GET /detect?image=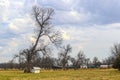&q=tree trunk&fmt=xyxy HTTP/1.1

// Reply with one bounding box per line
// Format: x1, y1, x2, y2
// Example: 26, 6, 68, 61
24, 52, 32, 73
24, 61, 32, 73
